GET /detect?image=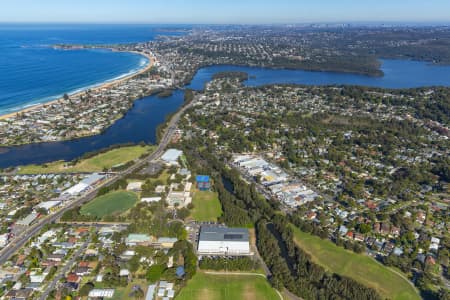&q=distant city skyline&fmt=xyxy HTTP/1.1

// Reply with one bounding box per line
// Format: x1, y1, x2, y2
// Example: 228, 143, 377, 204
1, 0, 450, 24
